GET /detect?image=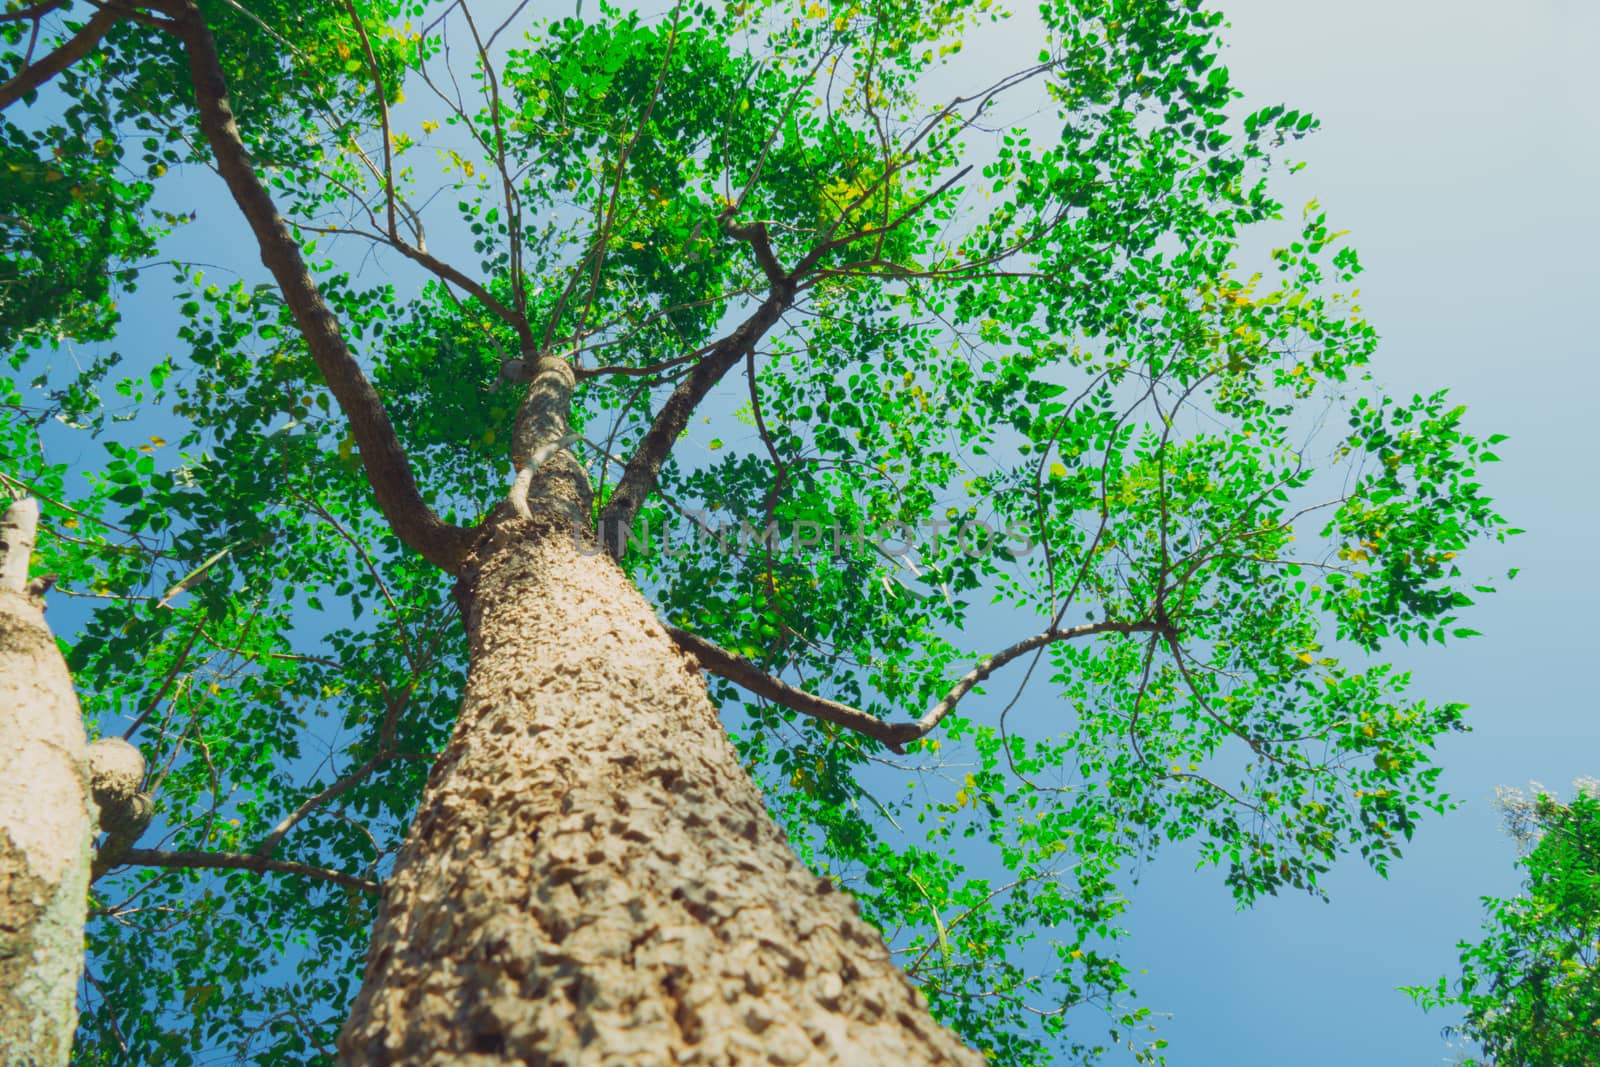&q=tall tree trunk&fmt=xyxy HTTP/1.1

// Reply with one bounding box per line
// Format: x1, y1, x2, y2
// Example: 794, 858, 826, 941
340, 512, 982, 1066
0, 499, 93, 1067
